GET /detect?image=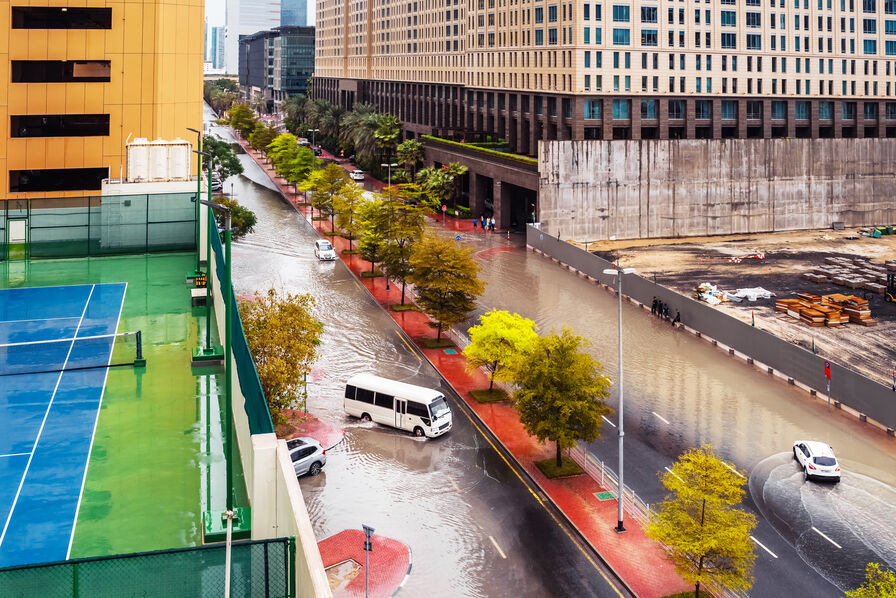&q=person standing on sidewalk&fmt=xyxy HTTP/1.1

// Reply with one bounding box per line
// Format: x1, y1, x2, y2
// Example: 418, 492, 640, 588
481, 215, 486, 229
473, 217, 478, 229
